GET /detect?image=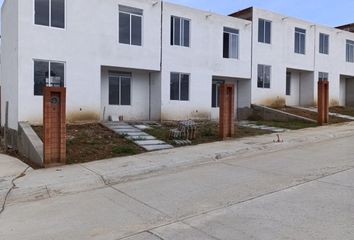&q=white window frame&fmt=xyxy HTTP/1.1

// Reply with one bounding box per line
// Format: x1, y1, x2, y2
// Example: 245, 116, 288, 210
258, 18, 272, 44
170, 72, 190, 101
171, 16, 191, 47
33, 59, 66, 96
318, 72, 329, 81
33, 0, 66, 29
118, 5, 144, 46
346, 40, 354, 63
319, 33, 329, 55
108, 72, 132, 106
295, 27, 306, 54
223, 27, 239, 59
257, 64, 271, 89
